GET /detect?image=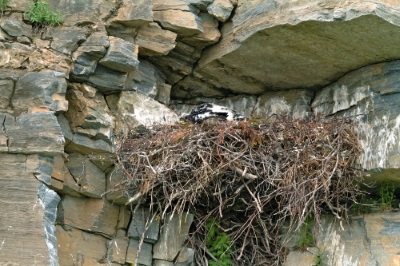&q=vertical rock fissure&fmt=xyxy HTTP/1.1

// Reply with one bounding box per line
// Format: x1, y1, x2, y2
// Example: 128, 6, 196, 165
37, 183, 61, 266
